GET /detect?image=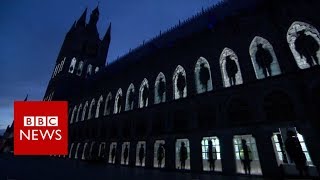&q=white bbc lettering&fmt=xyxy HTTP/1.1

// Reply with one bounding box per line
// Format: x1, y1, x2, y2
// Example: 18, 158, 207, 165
22, 116, 59, 127
24, 116, 35, 126
47, 116, 58, 126
35, 116, 47, 126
